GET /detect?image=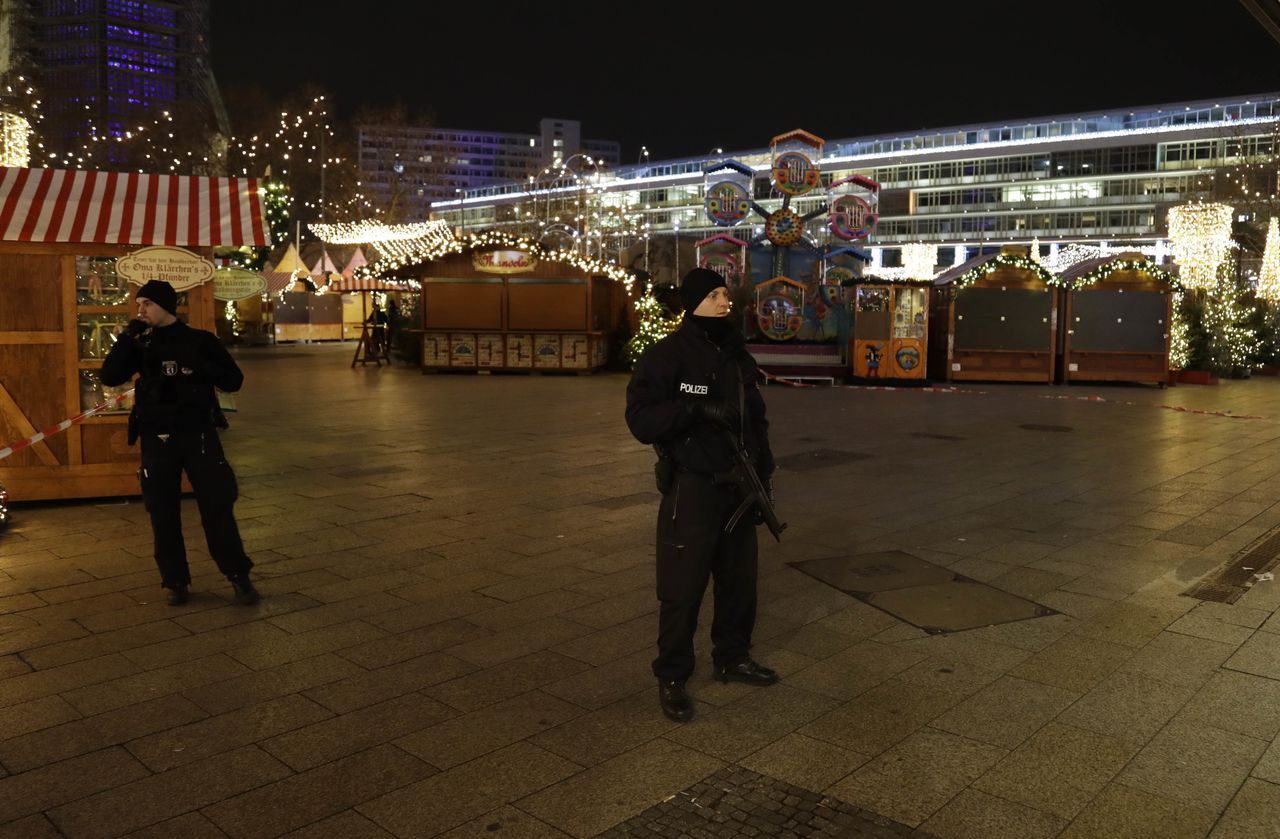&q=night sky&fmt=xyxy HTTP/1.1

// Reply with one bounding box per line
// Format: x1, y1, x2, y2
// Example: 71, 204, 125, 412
212, 1, 1280, 163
